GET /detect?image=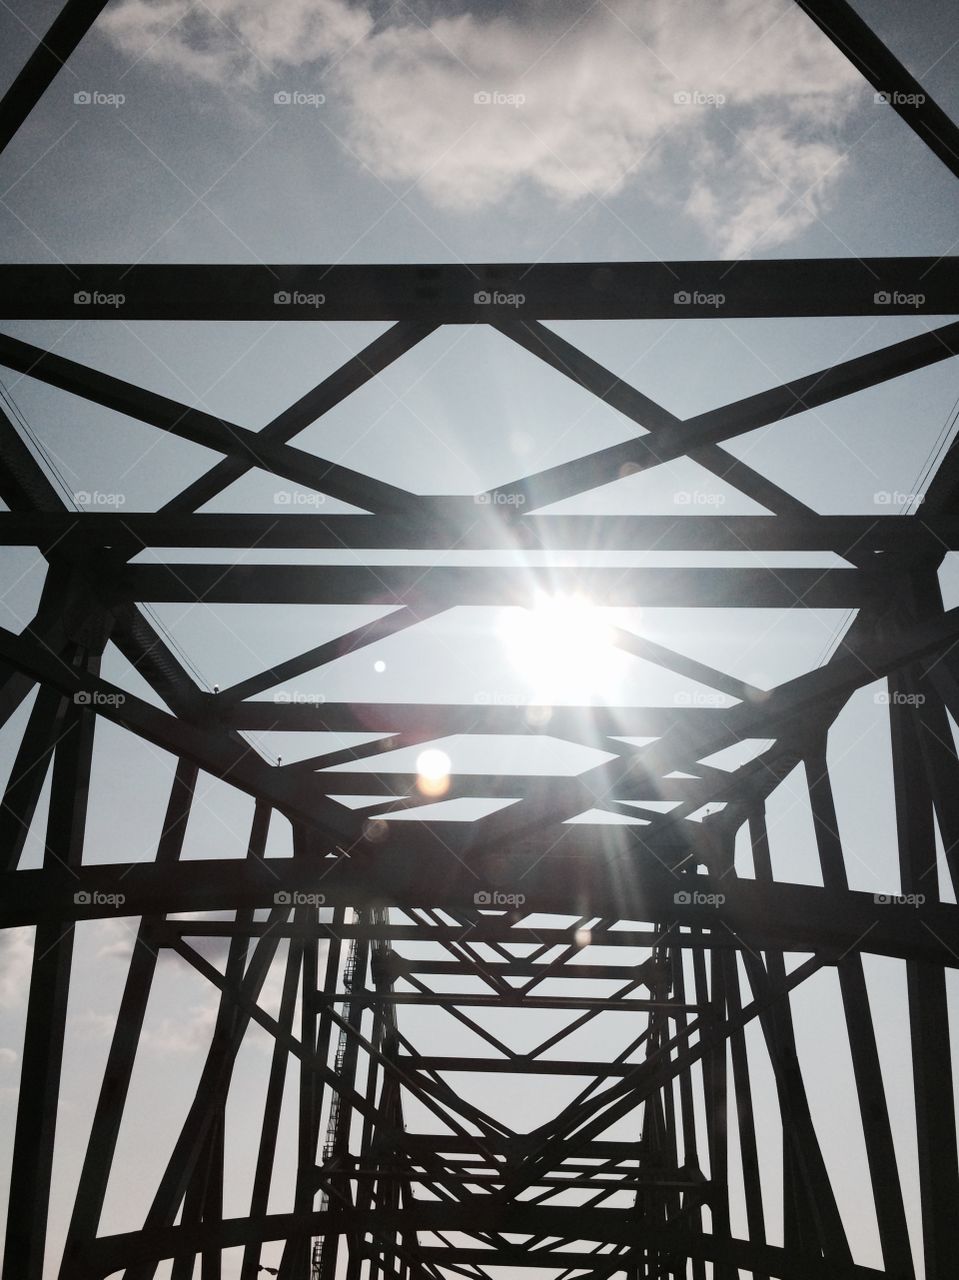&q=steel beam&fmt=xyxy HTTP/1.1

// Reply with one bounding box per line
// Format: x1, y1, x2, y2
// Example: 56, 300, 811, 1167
0, 0, 111, 155
2, 859, 954, 964
2, 511, 957, 552
1, 258, 957, 320
795, 0, 959, 180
